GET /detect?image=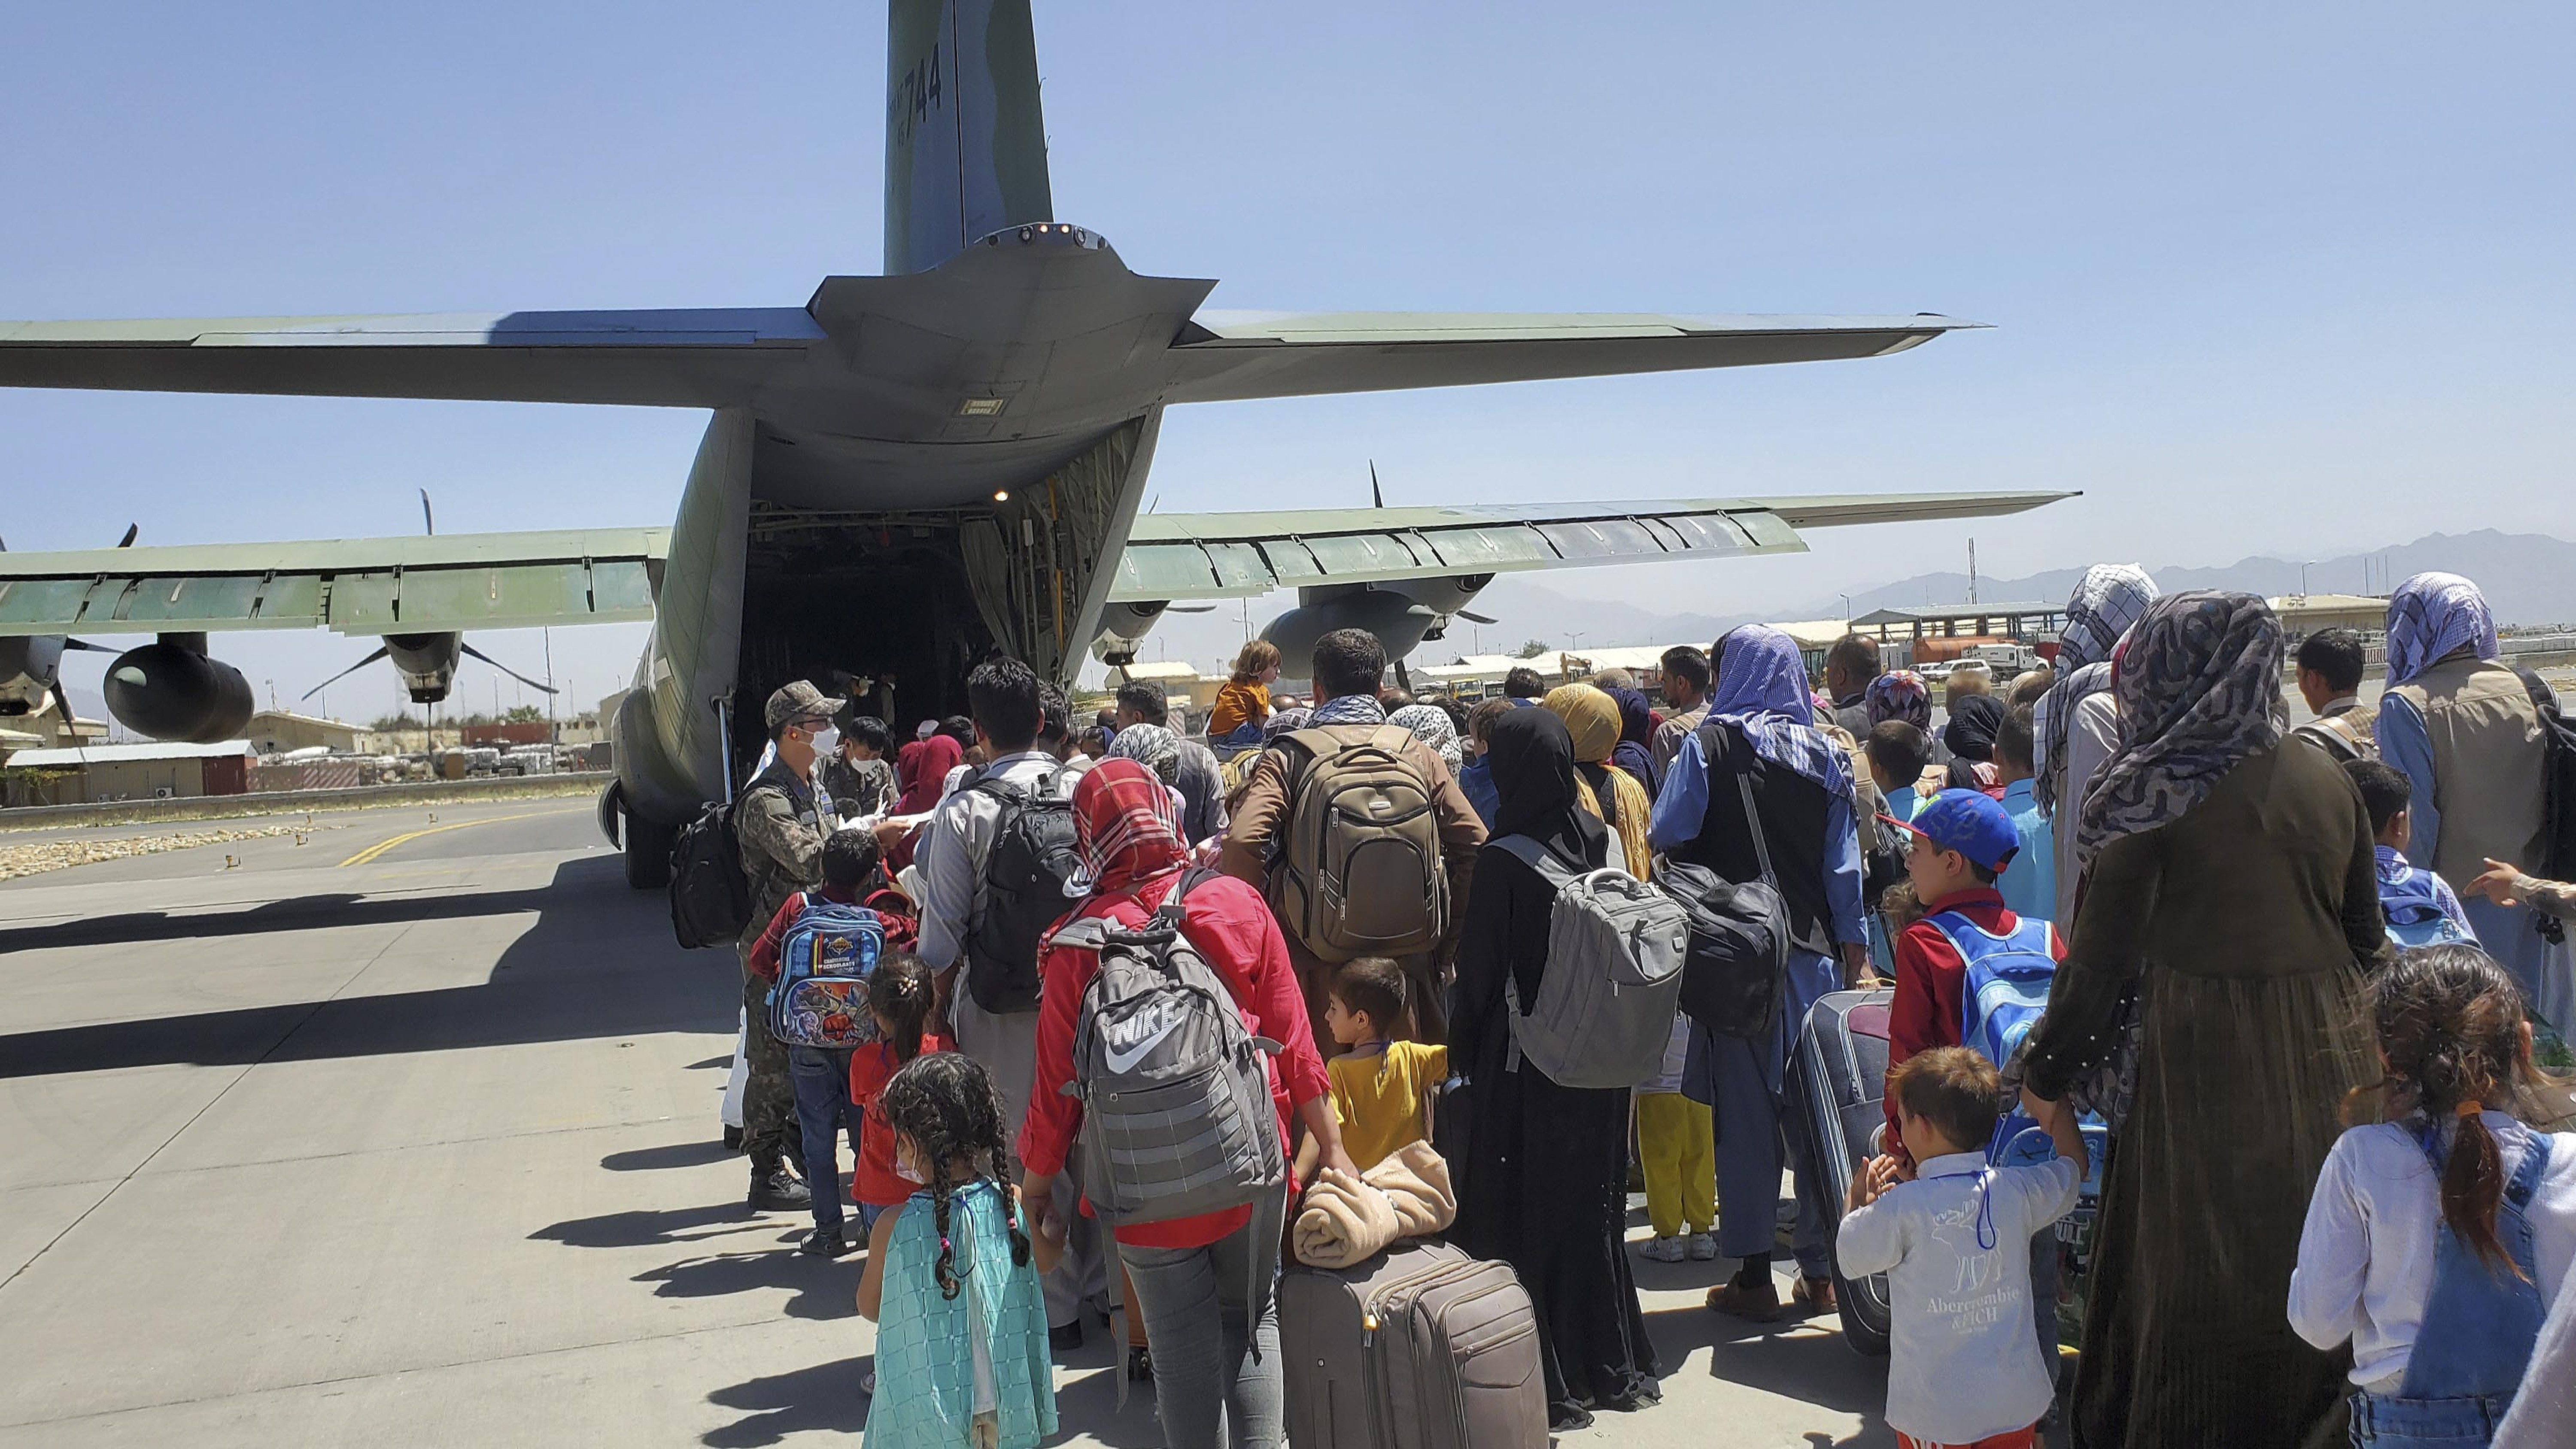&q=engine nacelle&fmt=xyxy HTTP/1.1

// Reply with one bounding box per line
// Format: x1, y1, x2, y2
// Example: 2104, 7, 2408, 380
0, 635, 67, 716
1090, 601, 1171, 668
103, 639, 254, 743
384, 632, 464, 703
1259, 576, 1494, 673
